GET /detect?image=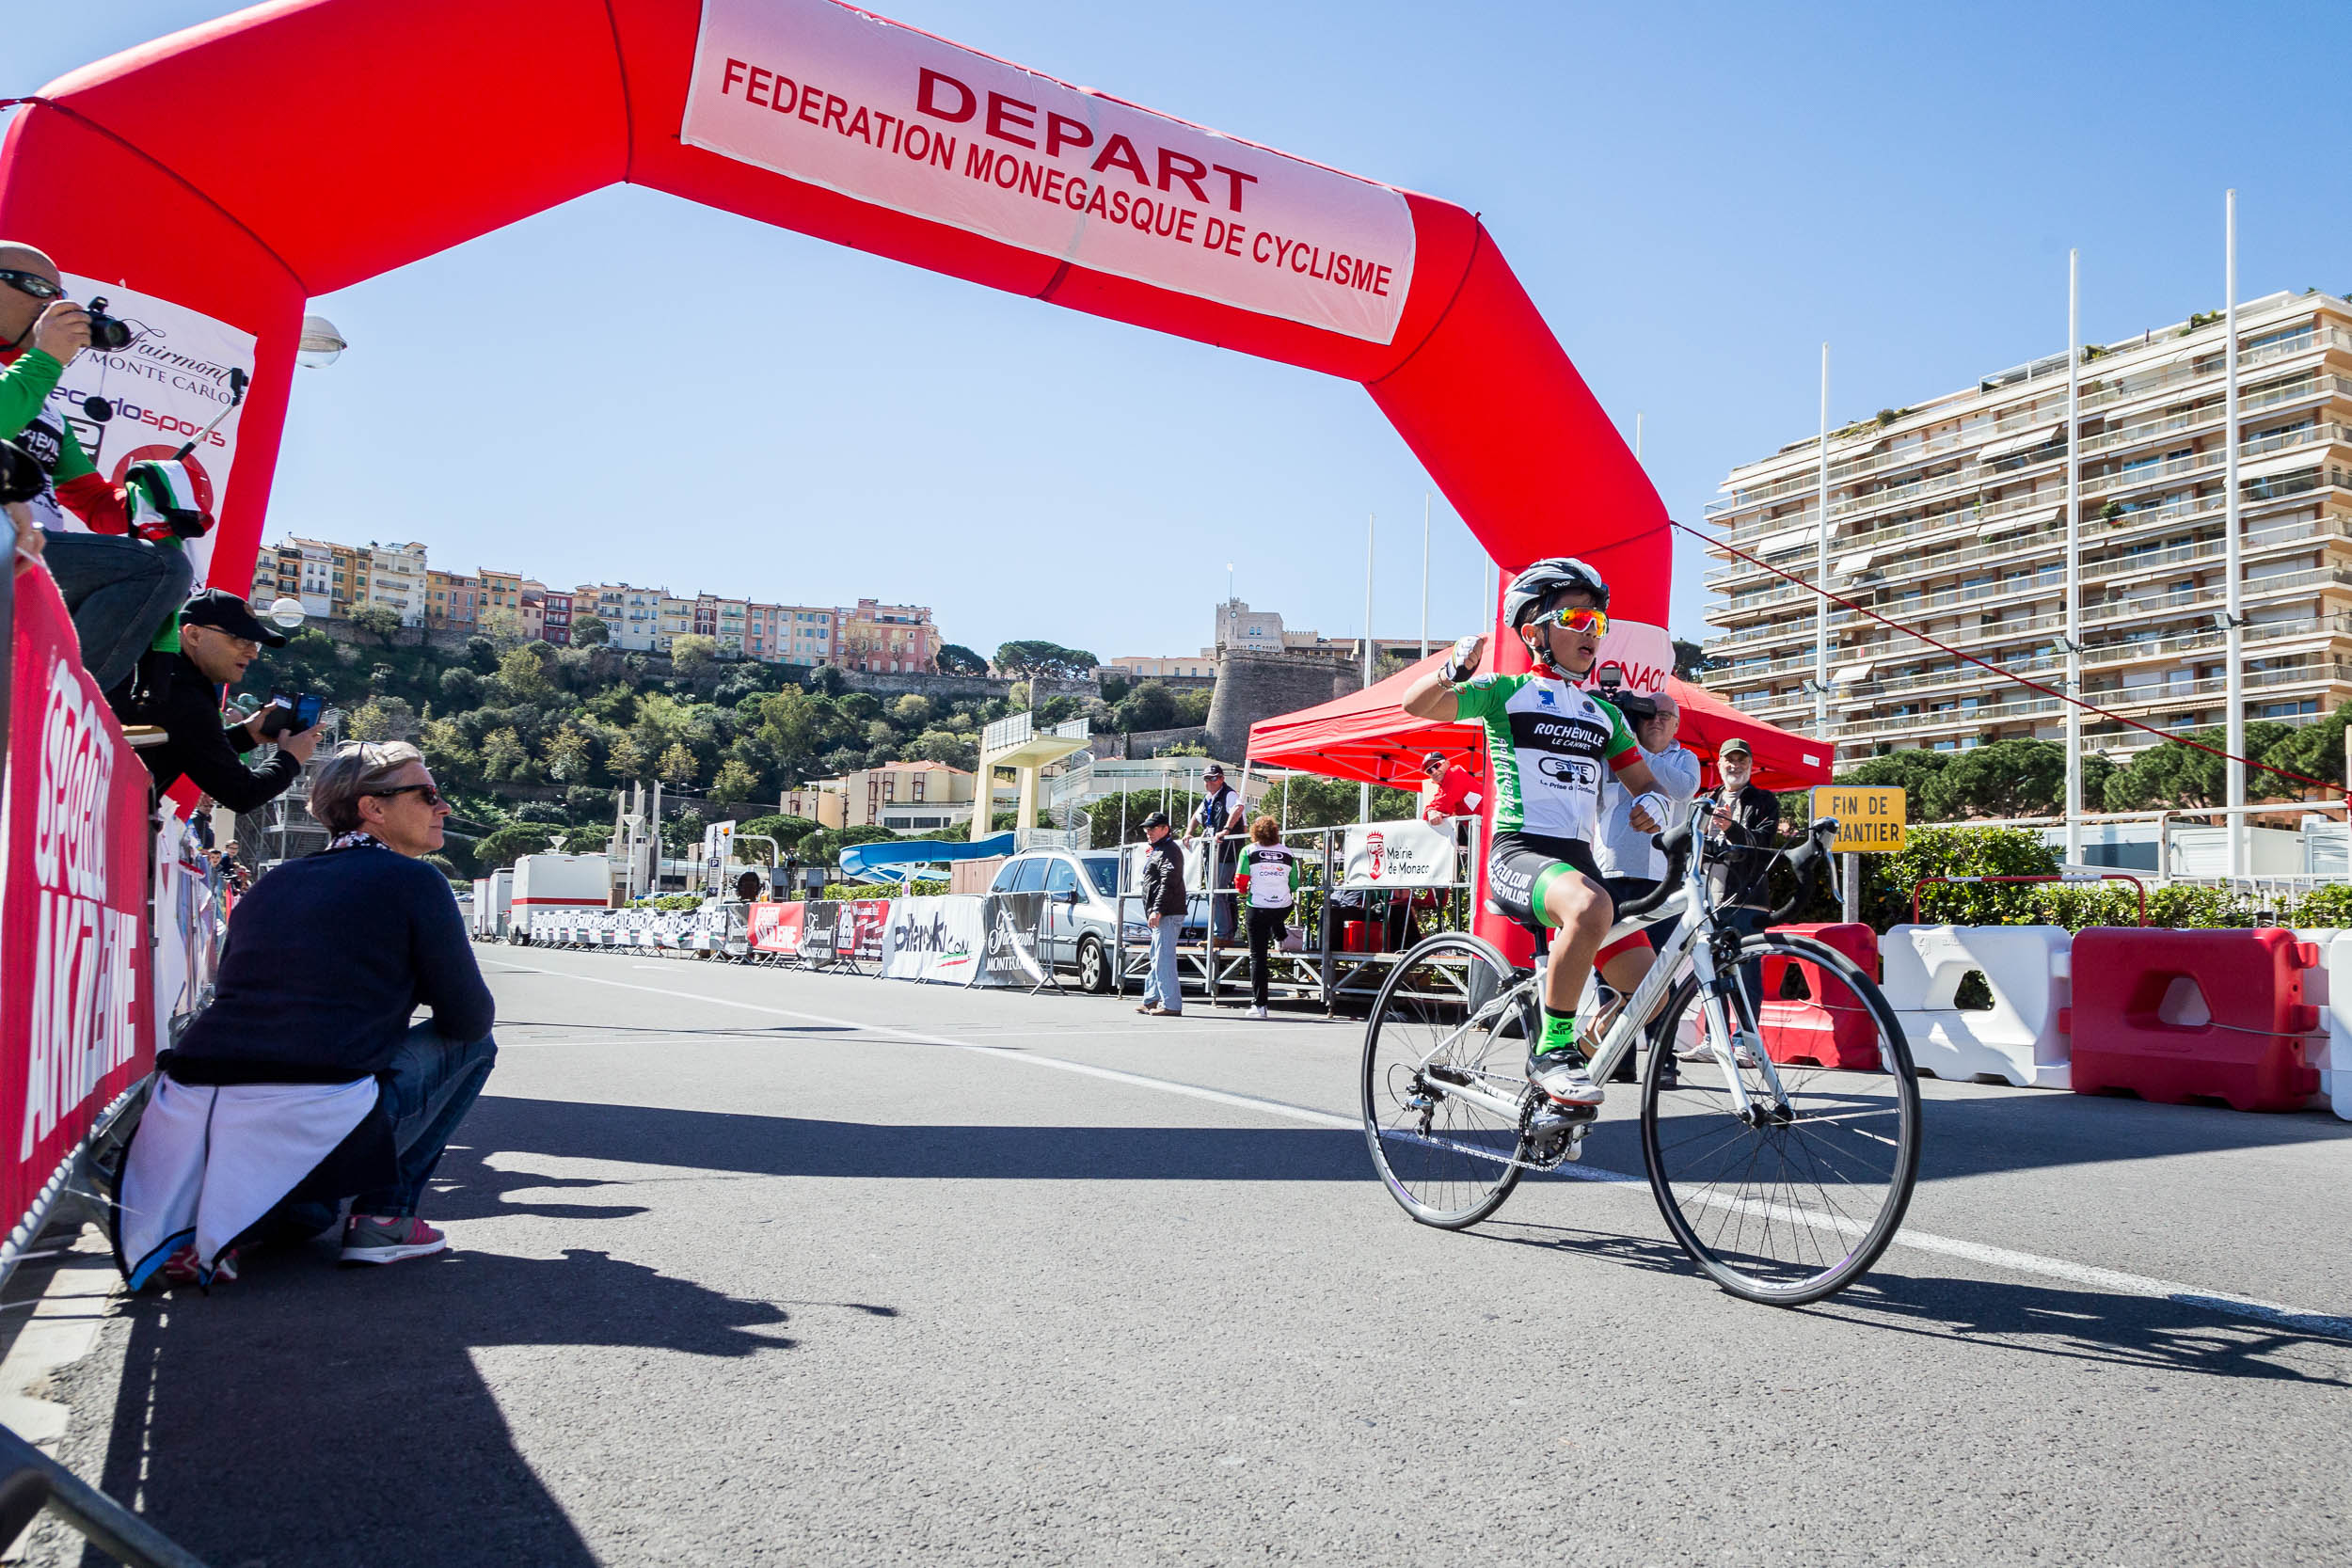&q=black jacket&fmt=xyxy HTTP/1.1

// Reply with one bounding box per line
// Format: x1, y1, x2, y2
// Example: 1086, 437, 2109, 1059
1140, 835, 1188, 917
169, 842, 494, 1082
135, 651, 302, 813
1707, 782, 1782, 909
